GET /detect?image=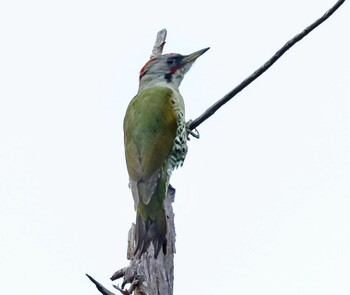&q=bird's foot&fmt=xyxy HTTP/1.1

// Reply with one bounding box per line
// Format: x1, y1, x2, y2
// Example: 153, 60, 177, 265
186, 120, 200, 140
